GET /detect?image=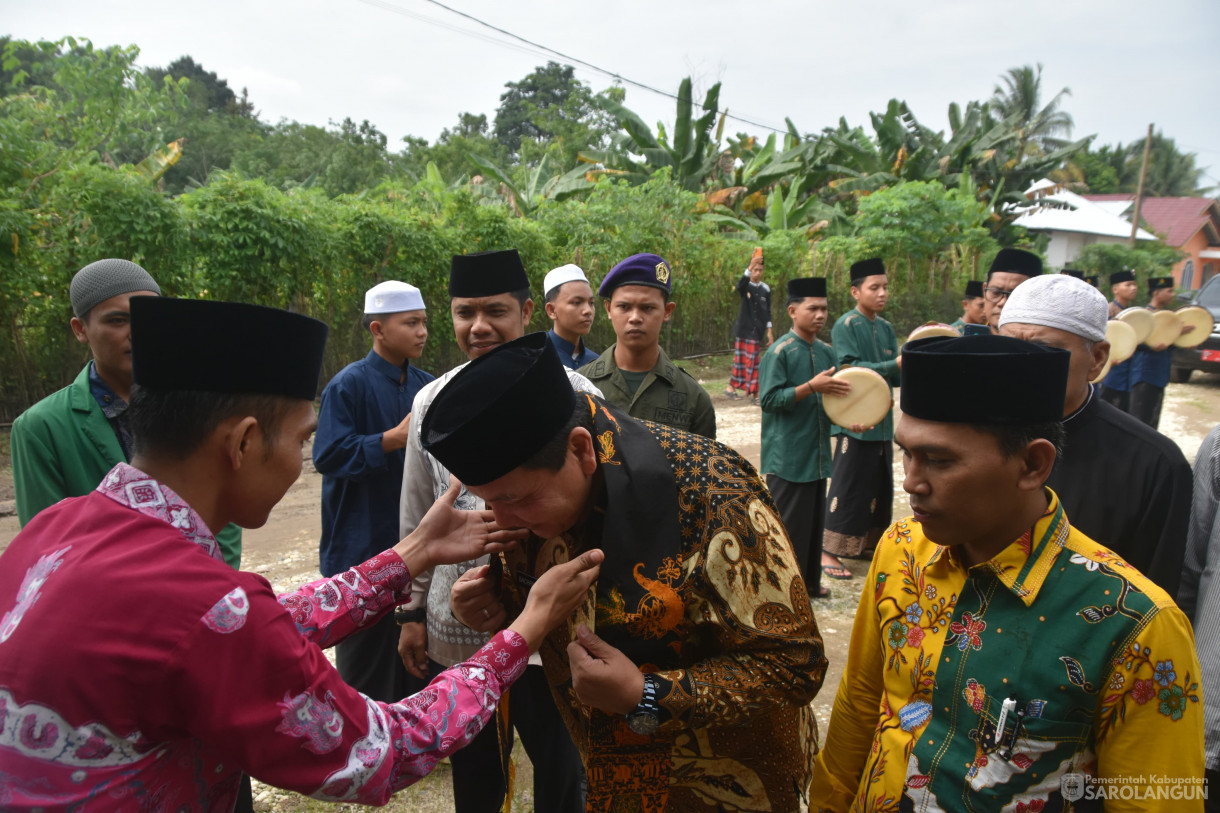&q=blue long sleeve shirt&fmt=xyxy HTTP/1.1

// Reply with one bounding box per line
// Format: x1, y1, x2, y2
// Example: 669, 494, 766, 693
314, 350, 434, 577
